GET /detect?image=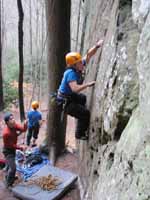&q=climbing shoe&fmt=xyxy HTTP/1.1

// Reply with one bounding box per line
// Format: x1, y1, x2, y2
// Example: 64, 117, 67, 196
14, 176, 18, 181
4, 180, 13, 189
